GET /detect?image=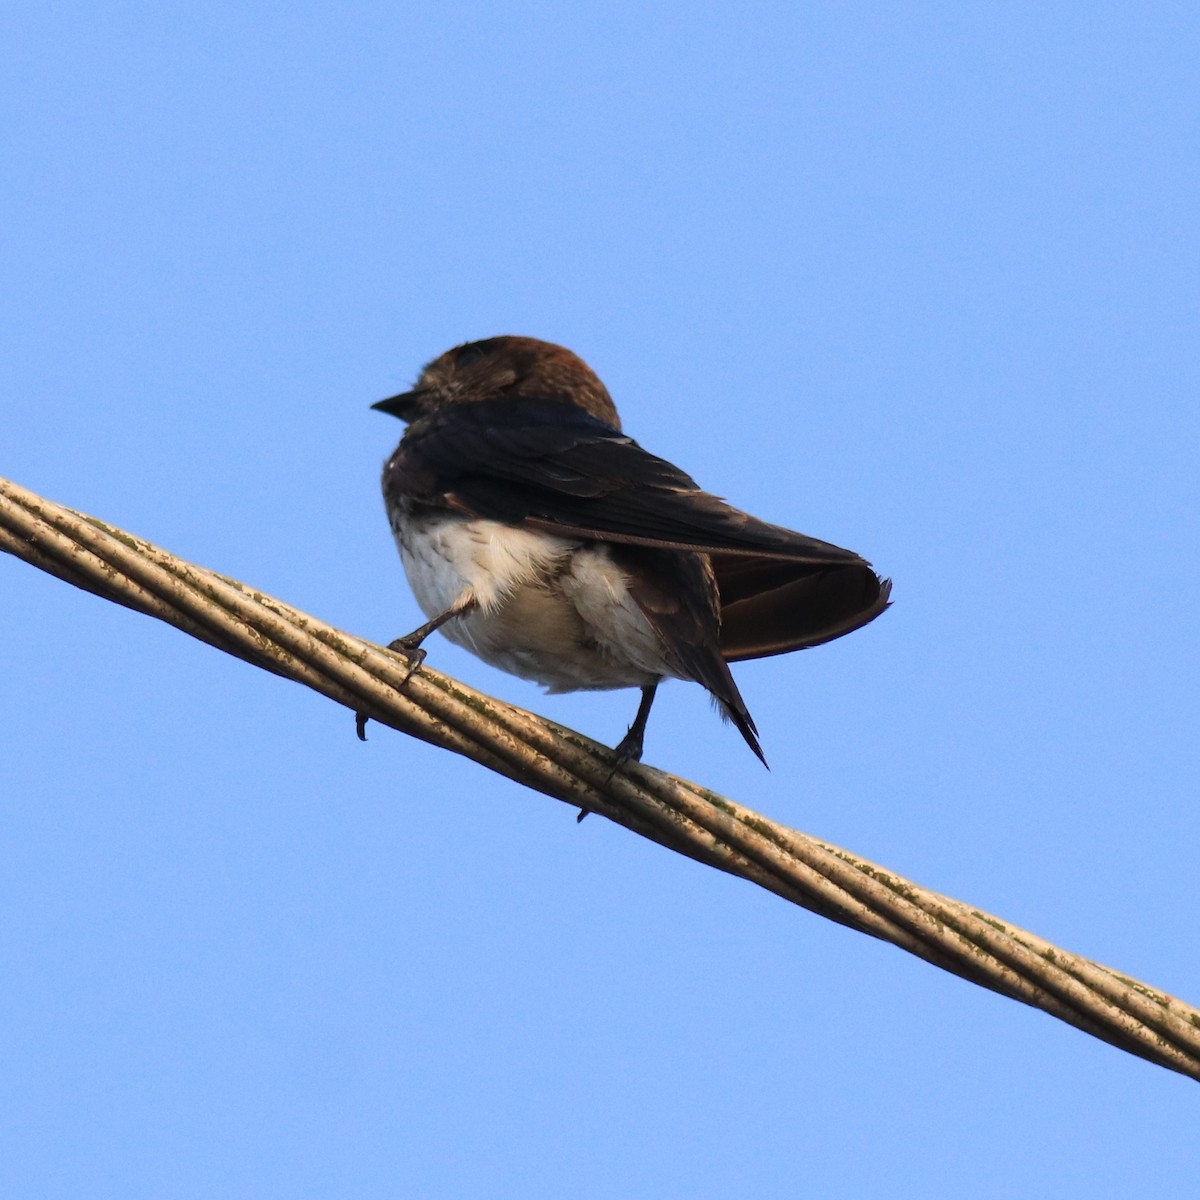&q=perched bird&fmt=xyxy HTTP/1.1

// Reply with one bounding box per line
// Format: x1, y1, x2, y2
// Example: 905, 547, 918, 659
369, 336, 888, 766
